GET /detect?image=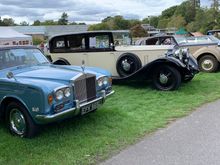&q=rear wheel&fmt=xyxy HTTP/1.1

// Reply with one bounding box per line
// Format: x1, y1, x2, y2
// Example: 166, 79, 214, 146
198, 55, 219, 72
6, 102, 39, 138
152, 65, 181, 91
116, 53, 142, 77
